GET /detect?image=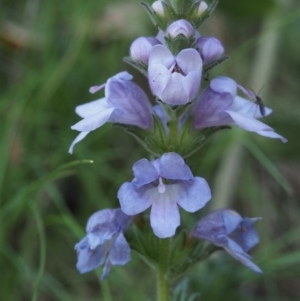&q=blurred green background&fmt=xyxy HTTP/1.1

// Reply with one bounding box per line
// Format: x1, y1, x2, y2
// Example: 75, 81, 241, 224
0, 0, 300, 300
